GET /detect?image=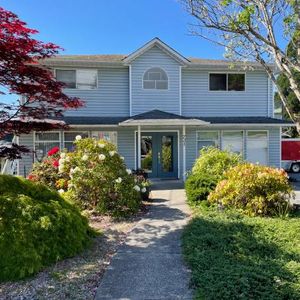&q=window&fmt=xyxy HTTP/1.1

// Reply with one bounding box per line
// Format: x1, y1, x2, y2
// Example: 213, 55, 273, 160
197, 131, 219, 154
209, 73, 245, 91
222, 131, 243, 155
56, 70, 76, 89
64, 132, 89, 151
91, 131, 117, 146
247, 131, 268, 165
143, 67, 168, 90
34, 132, 60, 160
56, 69, 97, 89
